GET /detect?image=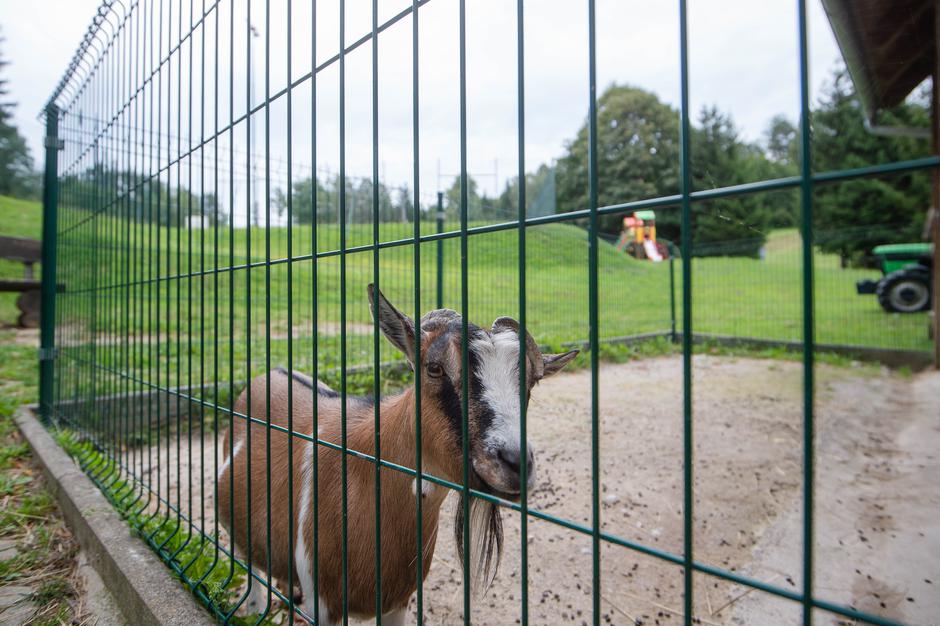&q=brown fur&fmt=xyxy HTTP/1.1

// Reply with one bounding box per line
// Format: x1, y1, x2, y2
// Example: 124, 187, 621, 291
218, 338, 464, 619
217, 287, 578, 622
